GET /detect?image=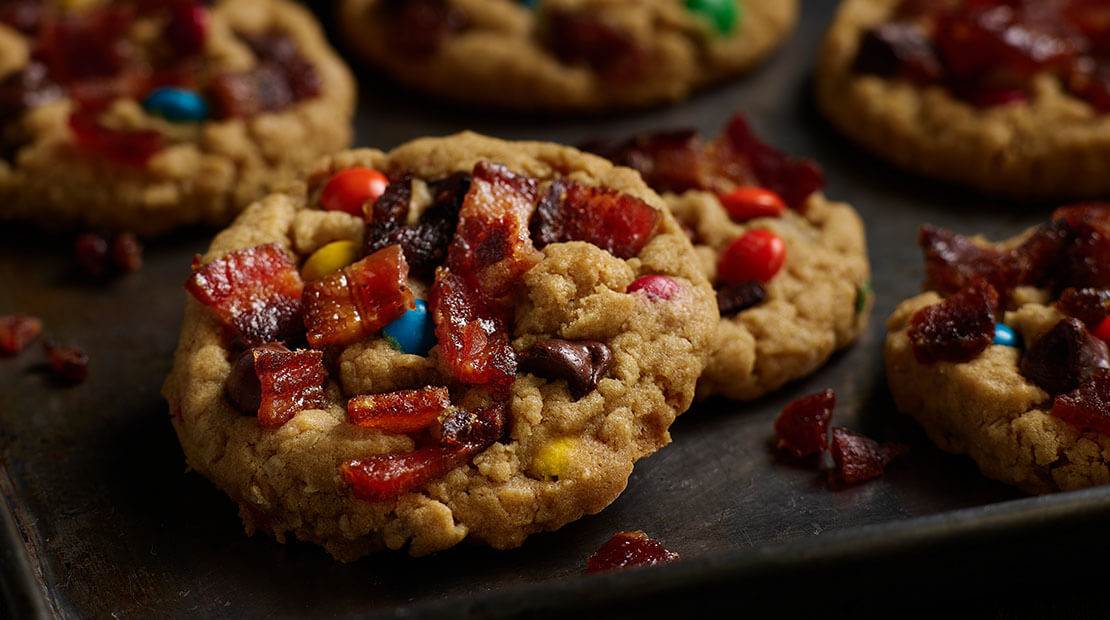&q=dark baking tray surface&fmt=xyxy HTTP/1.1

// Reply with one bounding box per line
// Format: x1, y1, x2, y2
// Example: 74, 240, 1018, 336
3, 1, 1110, 617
